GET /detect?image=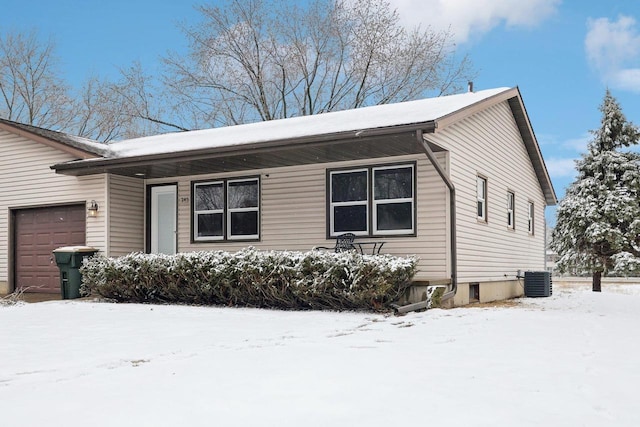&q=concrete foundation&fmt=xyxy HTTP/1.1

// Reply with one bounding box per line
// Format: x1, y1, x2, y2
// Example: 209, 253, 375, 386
402, 278, 525, 308
0, 280, 9, 295
450, 279, 524, 307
